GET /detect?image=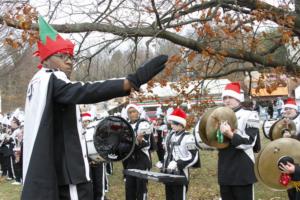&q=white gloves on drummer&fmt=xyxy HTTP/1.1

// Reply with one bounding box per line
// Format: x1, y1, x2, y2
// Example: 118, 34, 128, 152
167, 161, 177, 170
220, 121, 231, 134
